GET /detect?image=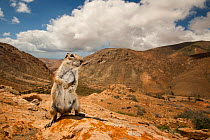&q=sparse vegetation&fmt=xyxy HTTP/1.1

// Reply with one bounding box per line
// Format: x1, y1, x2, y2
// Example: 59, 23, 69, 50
206, 106, 210, 109
113, 95, 120, 99
134, 104, 140, 108
117, 92, 126, 95
175, 109, 210, 130
201, 110, 210, 114
76, 84, 102, 96
158, 125, 170, 131
20, 86, 51, 94
154, 113, 161, 118
154, 94, 165, 100
137, 108, 146, 116
134, 105, 146, 116
117, 111, 135, 117
193, 117, 210, 130
145, 93, 165, 100
127, 95, 138, 102
128, 88, 135, 93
